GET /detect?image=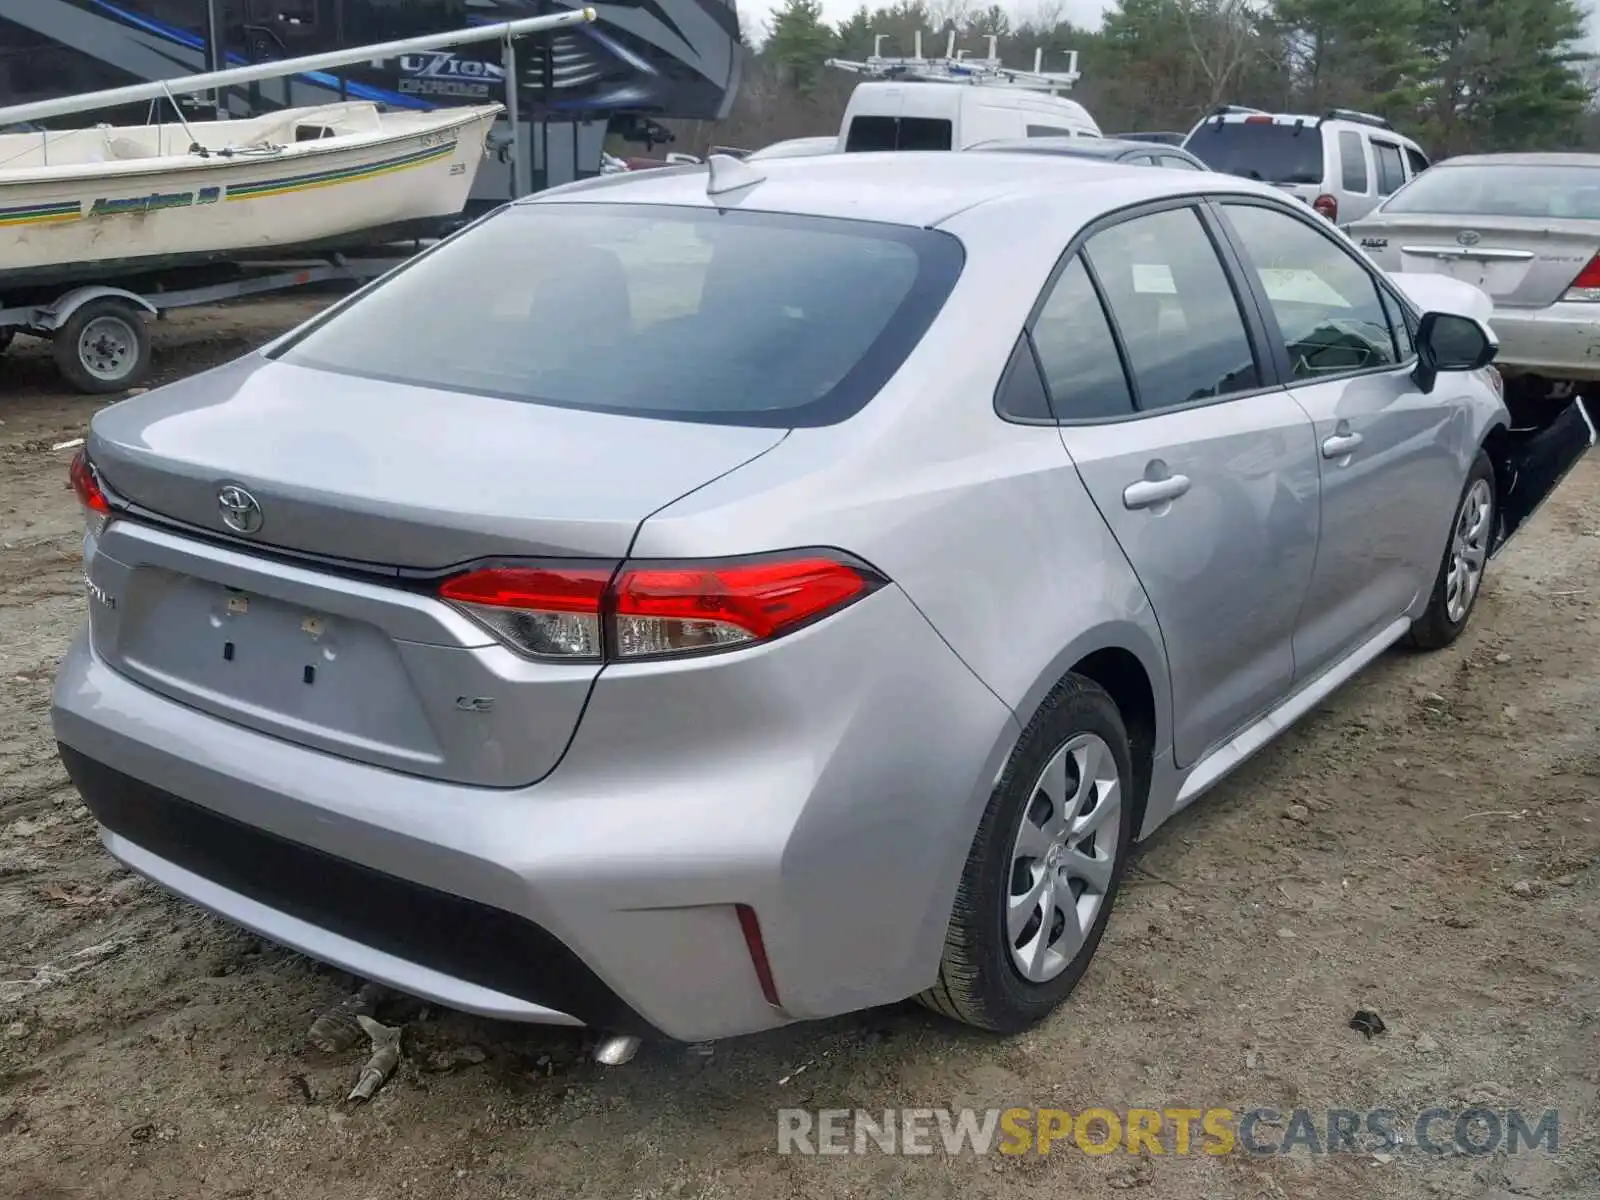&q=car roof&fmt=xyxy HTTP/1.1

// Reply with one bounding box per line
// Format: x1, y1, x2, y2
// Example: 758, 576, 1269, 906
529, 149, 1254, 228
969, 136, 1148, 158
1193, 110, 1422, 146
1430, 152, 1600, 168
